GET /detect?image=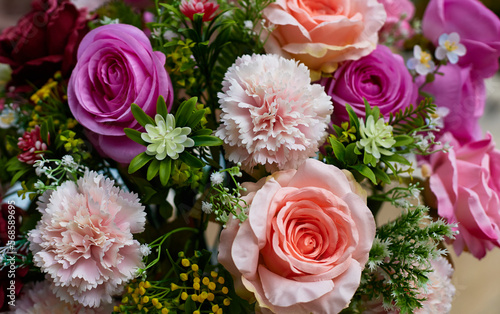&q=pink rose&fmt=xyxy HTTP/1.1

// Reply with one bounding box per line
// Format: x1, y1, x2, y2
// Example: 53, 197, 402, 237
219, 159, 376, 313
322, 45, 417, 125
68, 24, 173, 163
422, 0, 500, 79
428, 133, 500, 259
262, 0, 386, 77
420, 64, 485, 145
377, 0, 415, 46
